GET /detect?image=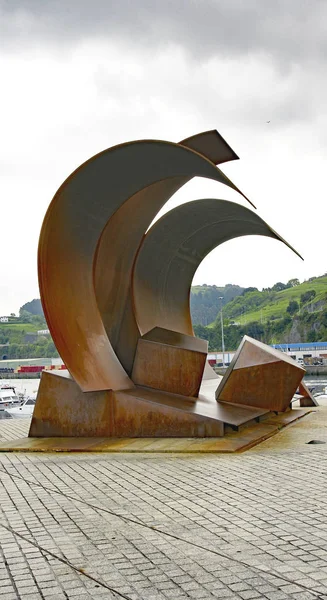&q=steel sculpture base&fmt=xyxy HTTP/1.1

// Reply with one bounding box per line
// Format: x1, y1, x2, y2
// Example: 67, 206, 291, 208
2, 408, 311, 453
29, 335, 311, 439
29, 370, 224, 438
216, 336, 305, 412
29, 368, 282, 439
